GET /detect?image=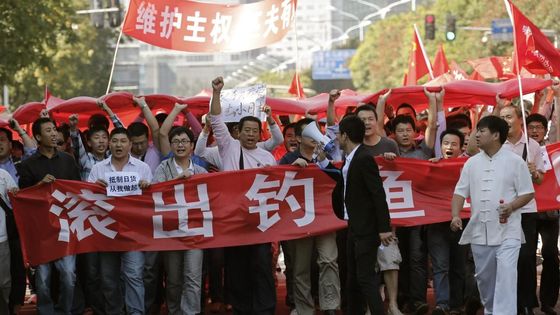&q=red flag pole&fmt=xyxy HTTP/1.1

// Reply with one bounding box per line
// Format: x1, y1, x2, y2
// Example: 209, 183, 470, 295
504, 0, 531, 159
414, 24, 434, 80
106, 4, 132, 95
